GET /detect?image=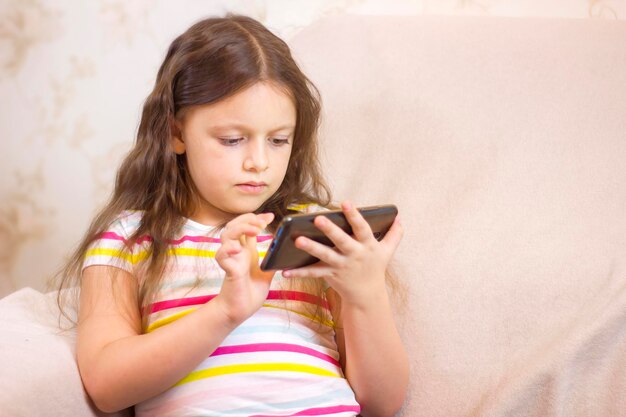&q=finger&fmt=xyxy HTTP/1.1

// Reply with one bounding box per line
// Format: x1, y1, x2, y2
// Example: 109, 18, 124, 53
244, 232, 275, 282
230, 213, 261, 226
341, 200, 374, 242
256, 212, 274, 227
380, 215, 403, 254
222, 223, 264, 242
312, 215, 360, 255
245, 232, 266, 257
216, 239, 242, 259
243, 212, 273, 230
244, 233, 260, 268
294, 236, 344, 266
220, 224, 260, 256
282, 263, 334, 279
223, 213, 270, 236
